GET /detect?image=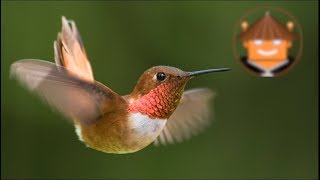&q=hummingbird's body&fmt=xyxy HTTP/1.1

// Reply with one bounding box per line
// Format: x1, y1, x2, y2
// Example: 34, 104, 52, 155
10, 17, 229, 154
75, 66, 189, 153
78, 110, 167, 154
